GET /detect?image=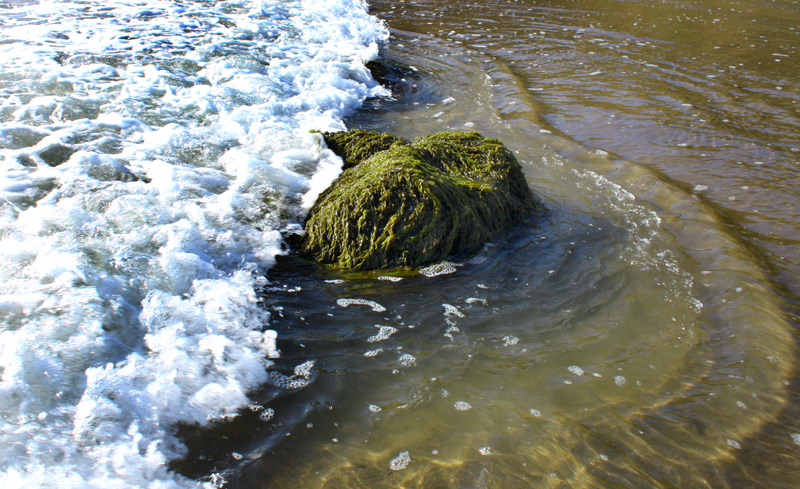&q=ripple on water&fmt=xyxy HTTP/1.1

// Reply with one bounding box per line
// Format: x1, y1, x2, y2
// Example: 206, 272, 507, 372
227, 27, 794, 489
